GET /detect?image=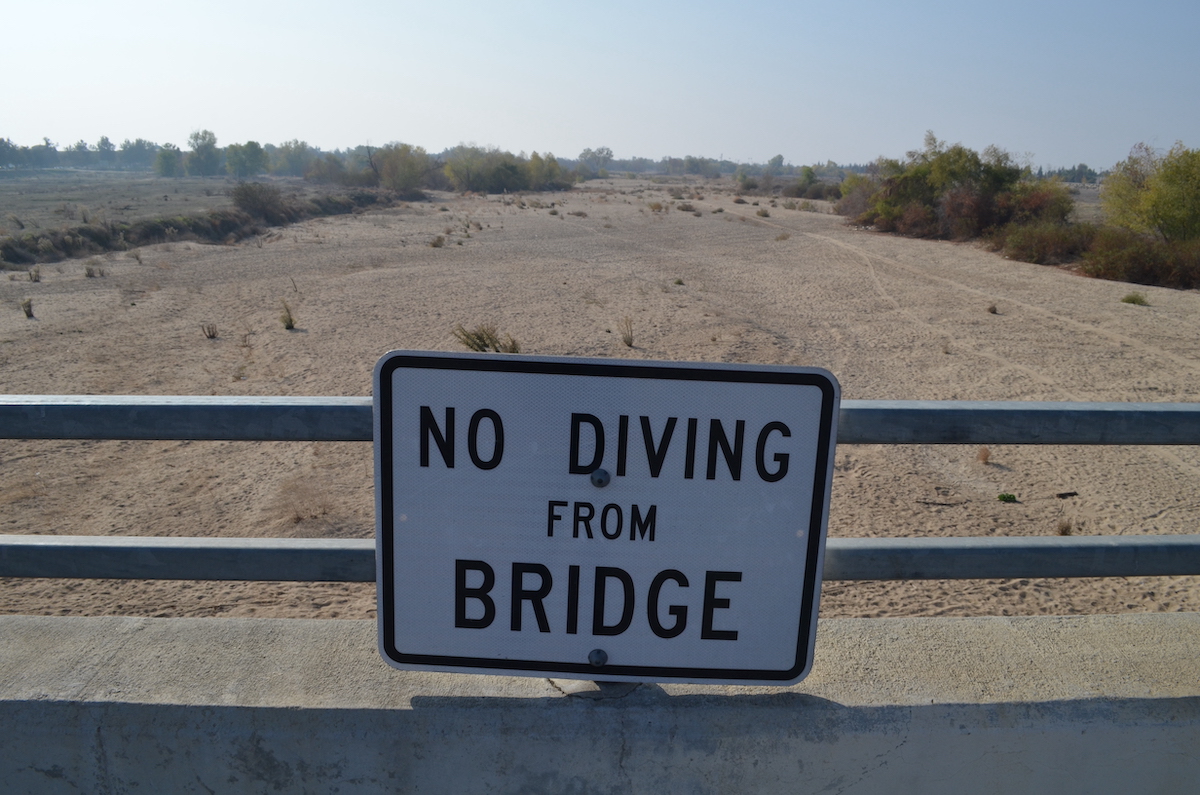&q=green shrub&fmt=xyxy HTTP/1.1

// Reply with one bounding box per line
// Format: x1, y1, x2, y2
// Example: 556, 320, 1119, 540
993, 222, 1097, 265
1121, 292, 1149, 305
